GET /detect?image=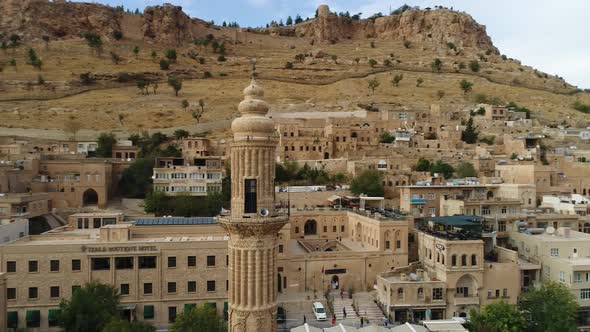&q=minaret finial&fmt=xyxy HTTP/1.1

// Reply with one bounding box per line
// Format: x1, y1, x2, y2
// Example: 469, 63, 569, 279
251, 58, 257, 79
